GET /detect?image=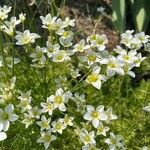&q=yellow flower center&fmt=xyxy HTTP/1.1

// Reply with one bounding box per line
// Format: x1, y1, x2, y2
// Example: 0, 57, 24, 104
108, 63, 116, 68
96, 39, 103, 45
87, 75, 98, 83
55, 96, 62, 104
47, 103, 52, 110
21, 100, 28, 107
63, 31, 69, 38
44, 134, 51, 142
56, 122, 62, 130
88, 55, 96, 62
2, 112, 9, 120
123, 55, 129, 60
91, 111, 99, 118
84, 135, 91, 142
22, 35, 30, 44
42, 121, 49, 128
56, 54, 63, 60
91, 34, 96, 41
